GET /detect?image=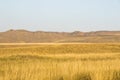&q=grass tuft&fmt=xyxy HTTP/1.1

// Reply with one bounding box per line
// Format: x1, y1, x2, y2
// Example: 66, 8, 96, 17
73, 73, 92, 80
112, 71, 120, 80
